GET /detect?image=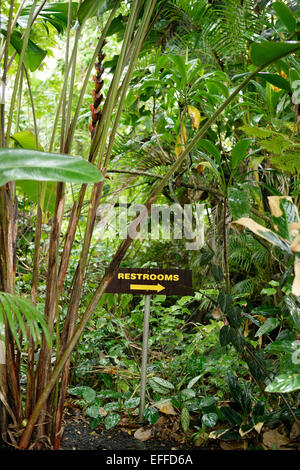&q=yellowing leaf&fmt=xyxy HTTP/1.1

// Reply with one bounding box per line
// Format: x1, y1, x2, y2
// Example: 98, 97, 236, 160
255, 315, 266, 324
244, 318, 249, 337
291, 234, 300, 253
195, 163, 205, 174
268, 196, 293, 218
175, 135, 184, 157
239, 422, 264, 437
181, 123, 187, 144
155, 400, 177, 416
254, 422, 264, 434
188, 105, 201, 130
175, 123, 188, 156
198, 161, 212, 169
233, 218, 273, 240
290, 222, 300, 236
